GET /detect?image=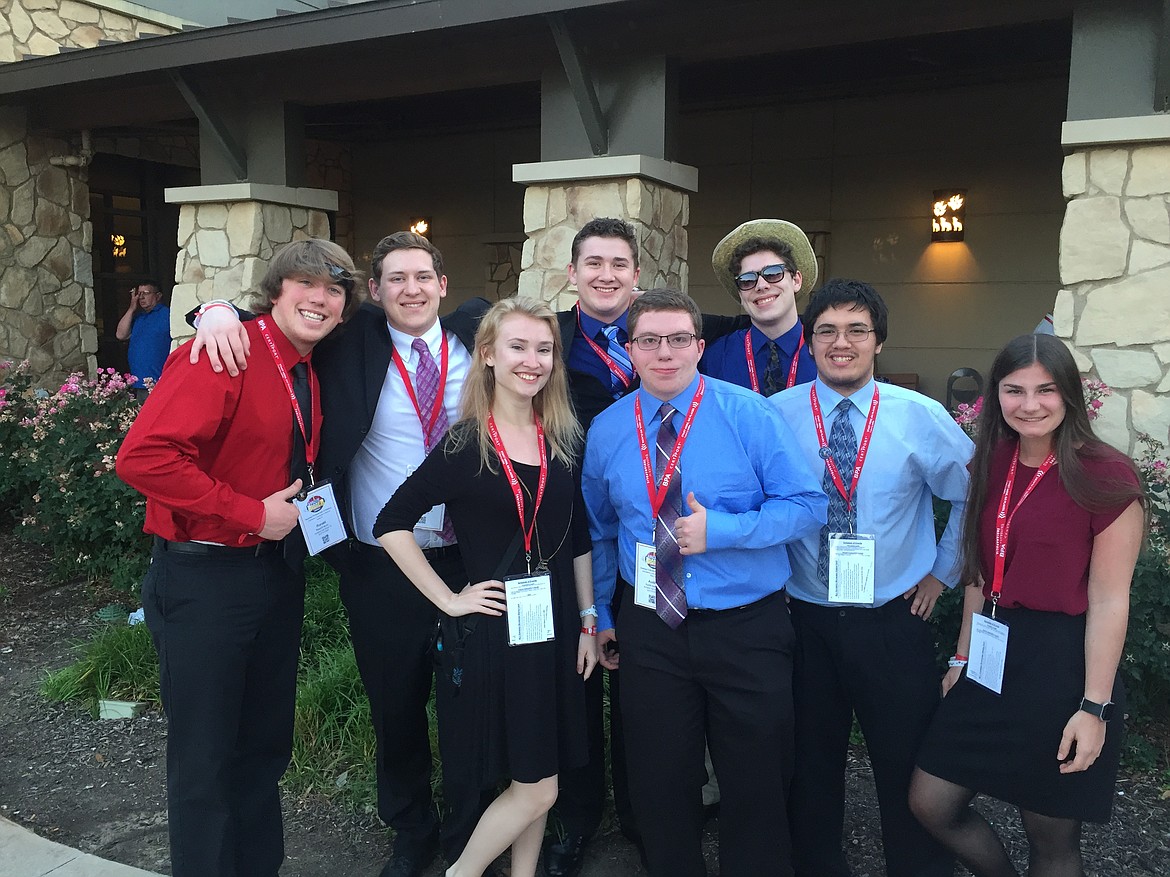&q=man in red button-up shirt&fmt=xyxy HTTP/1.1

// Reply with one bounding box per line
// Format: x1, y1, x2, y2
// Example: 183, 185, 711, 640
117, 239, 358, 877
